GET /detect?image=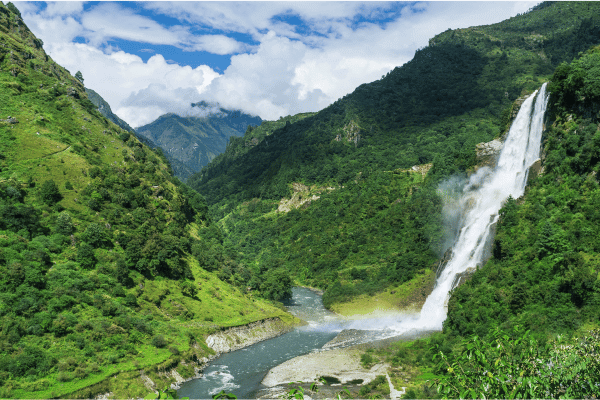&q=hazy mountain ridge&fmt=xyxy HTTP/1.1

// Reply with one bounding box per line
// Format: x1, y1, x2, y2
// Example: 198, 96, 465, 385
136, 108, 262, 180
85, 88, 134, 133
